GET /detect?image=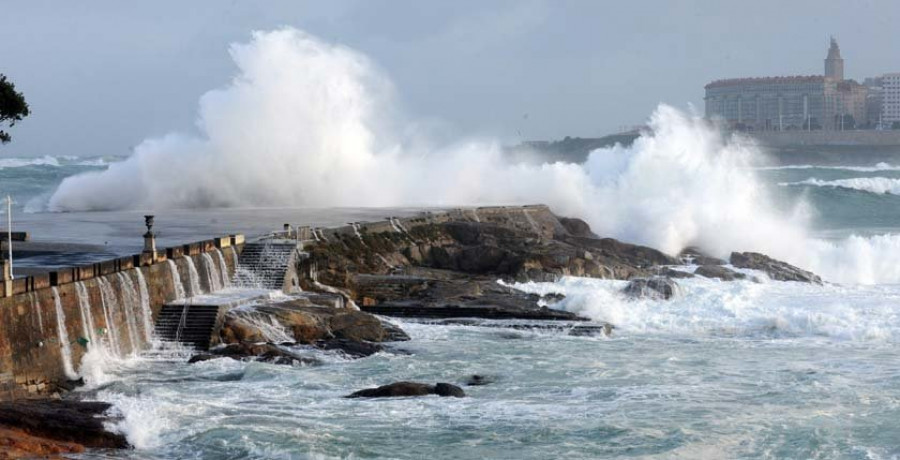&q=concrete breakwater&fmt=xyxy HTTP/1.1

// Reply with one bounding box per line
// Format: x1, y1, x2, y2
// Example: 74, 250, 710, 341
0, 234, 244, 399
